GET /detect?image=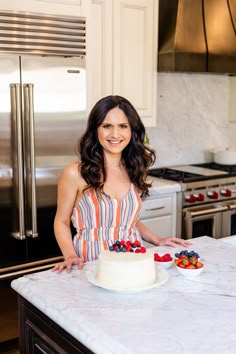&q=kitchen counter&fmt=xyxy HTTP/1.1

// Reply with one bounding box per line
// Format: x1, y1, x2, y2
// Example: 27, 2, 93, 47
148, 176, 181, 195
11, 236, 236, 354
